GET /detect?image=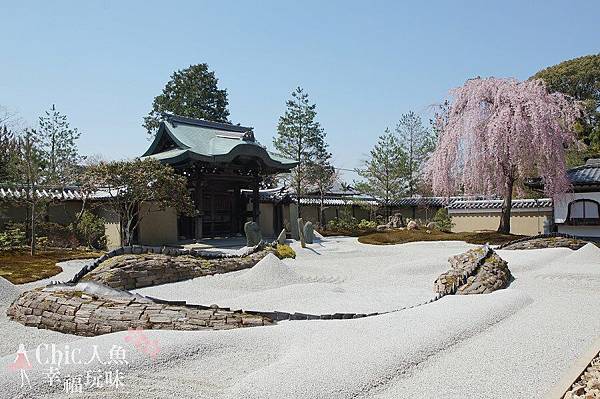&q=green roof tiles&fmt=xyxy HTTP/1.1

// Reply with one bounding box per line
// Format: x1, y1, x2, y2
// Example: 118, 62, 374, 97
142, 115, 297, 171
